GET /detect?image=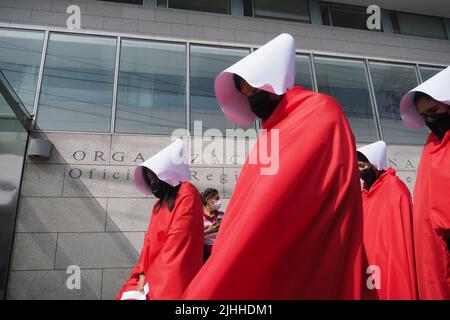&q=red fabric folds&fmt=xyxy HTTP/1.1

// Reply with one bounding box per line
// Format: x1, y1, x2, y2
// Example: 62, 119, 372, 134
182, 87, 364, 299
116, 182, 204, 300
413, 131, 450, 300
362, 168, 418, 299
